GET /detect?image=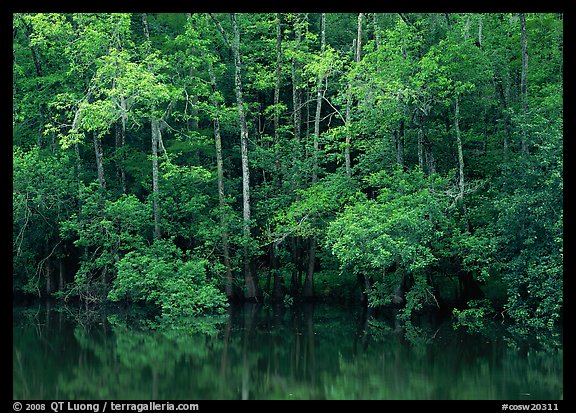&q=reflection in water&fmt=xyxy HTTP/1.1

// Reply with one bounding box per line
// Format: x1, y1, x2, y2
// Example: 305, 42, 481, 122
13, 302, 562, 400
